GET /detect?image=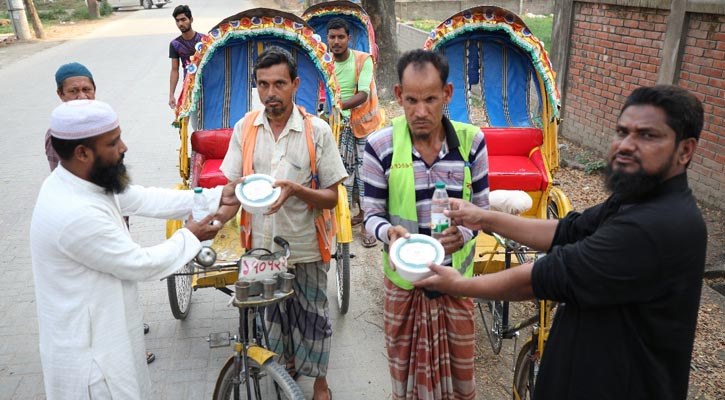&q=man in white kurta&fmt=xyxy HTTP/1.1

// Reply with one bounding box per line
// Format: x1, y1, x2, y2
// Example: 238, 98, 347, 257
30, 100, 237, 399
